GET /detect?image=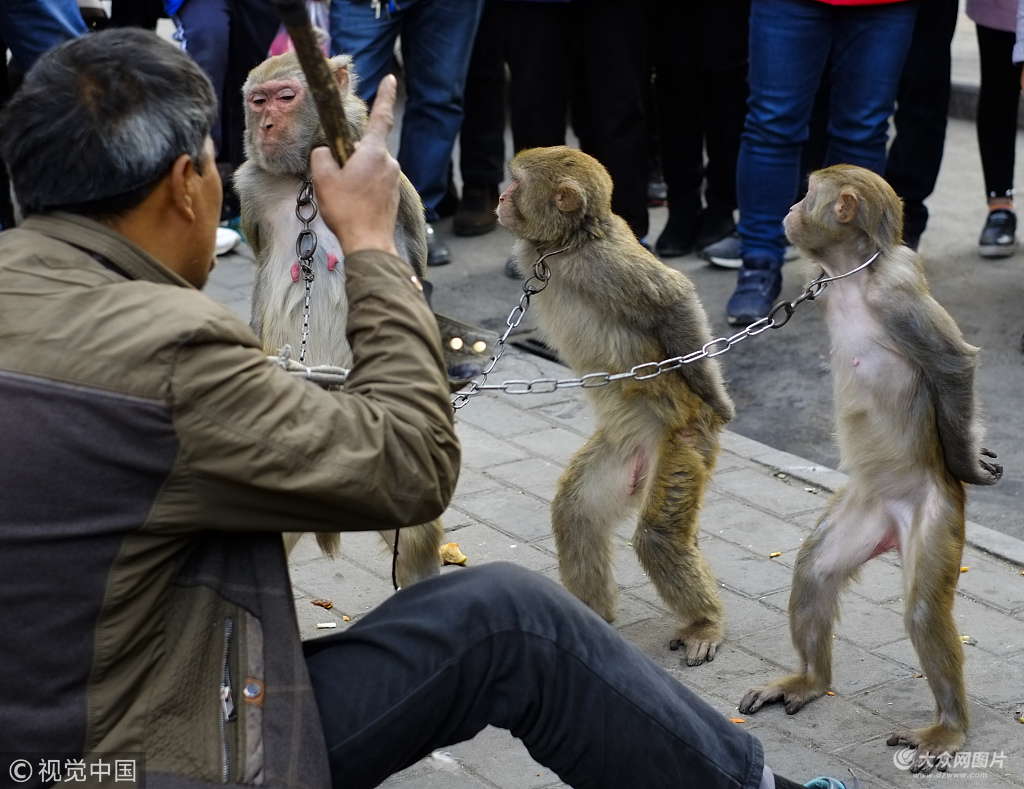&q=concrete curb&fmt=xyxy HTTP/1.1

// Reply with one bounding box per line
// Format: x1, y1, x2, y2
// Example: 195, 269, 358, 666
721, 430, 1024, 568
